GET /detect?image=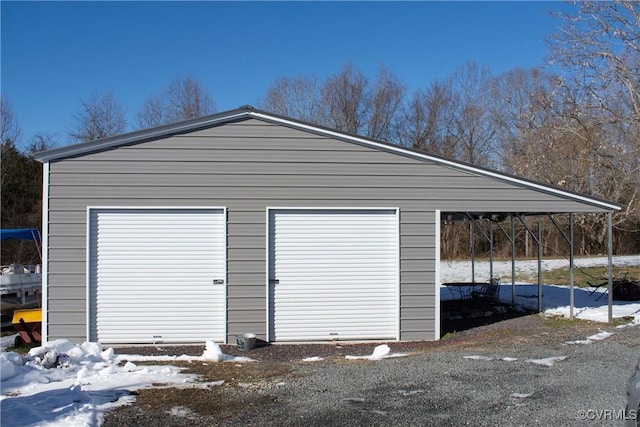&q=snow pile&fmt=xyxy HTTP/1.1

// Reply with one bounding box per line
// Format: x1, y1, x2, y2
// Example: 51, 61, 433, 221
510, 392, 534, 398
463, 355, 517, 362
202, 340, 255, 362
0, 333, 19, 352
115, 341, 255, 364
463, 355, 494, 361
464, 355, 571, 366
525, 356, 567, 367
519, 284, 640, 324
345, 344, 407, 361
0, 340, 232, 426
0, 351, 22, 381
565, 331, 614, 345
